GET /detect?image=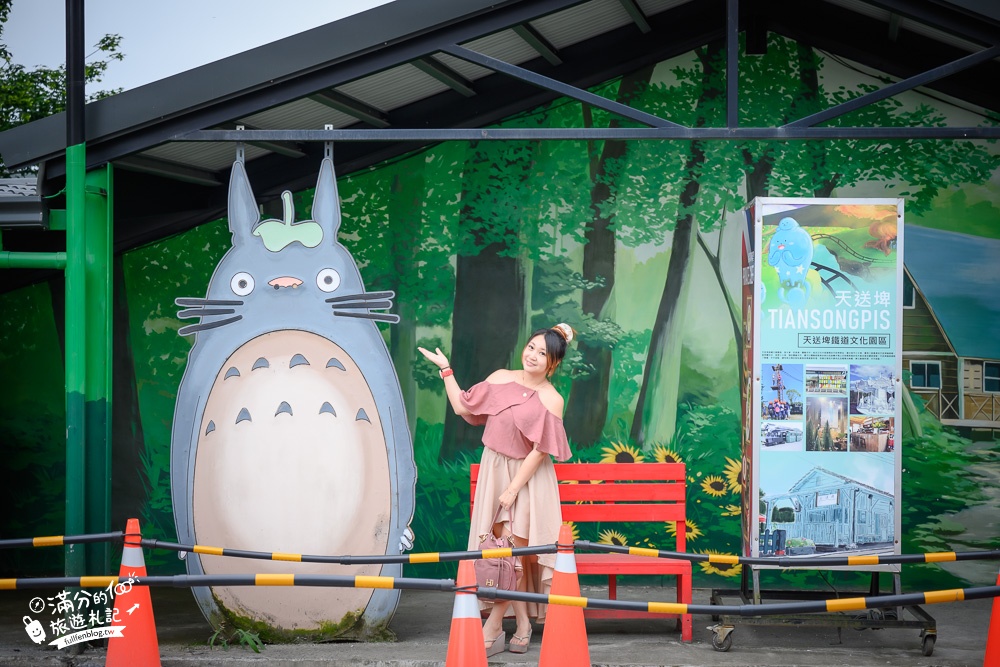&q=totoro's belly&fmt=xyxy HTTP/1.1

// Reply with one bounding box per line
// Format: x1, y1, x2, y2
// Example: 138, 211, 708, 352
192, 330, 391, 629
